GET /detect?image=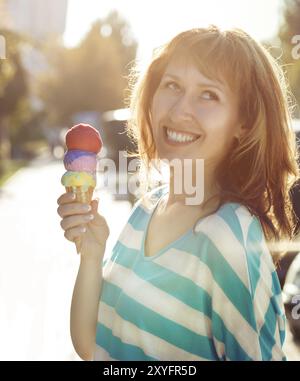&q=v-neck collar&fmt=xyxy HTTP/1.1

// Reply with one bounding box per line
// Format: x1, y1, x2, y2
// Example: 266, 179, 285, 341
139, 186, 194, 261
